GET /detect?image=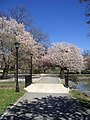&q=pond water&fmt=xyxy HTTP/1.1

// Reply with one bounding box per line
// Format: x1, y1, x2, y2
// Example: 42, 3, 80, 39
76, 79, 90, 96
